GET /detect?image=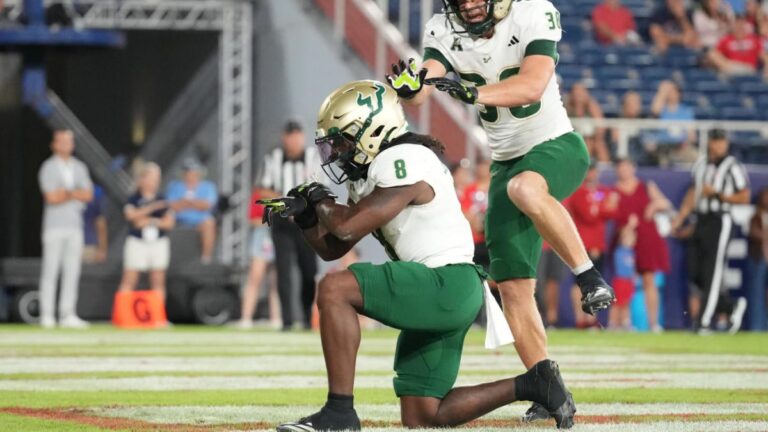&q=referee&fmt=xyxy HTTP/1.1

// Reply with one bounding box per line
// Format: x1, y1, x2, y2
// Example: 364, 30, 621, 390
672, 128, 750, 334
259, 120, 326, 330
